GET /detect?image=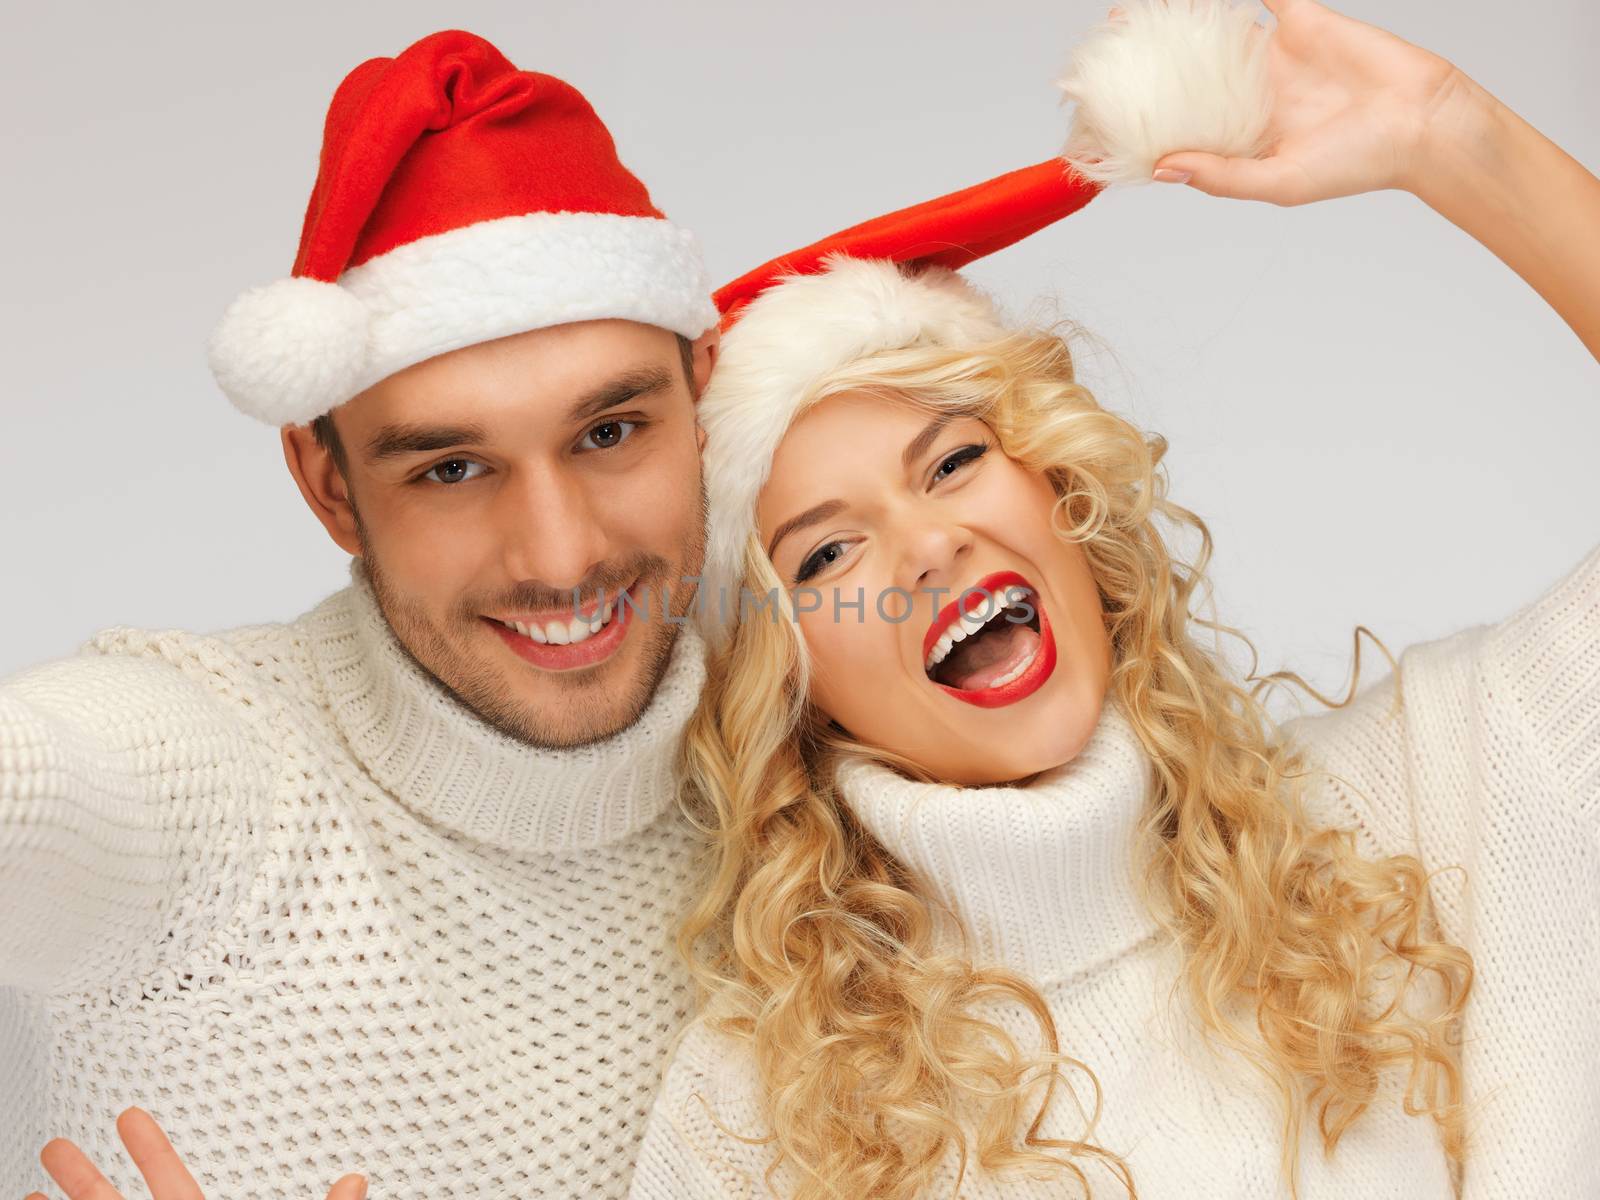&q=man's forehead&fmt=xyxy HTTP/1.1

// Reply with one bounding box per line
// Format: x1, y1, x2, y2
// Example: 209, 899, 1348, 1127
354, 318, 671, 403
